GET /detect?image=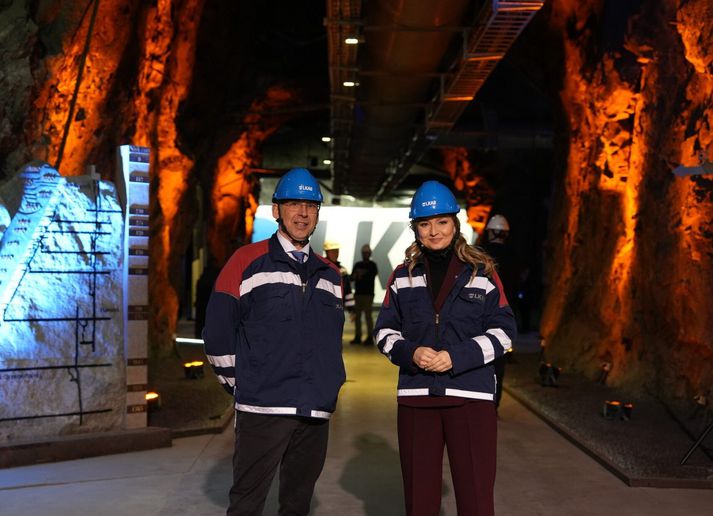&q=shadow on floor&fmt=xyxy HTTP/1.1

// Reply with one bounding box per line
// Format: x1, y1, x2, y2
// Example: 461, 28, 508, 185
339, 432, 403, 515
